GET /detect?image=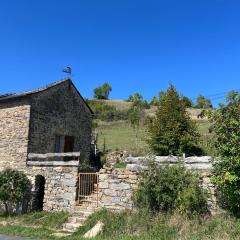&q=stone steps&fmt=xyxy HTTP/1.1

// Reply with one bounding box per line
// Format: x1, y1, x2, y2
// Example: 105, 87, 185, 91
62, 202, 98, 233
